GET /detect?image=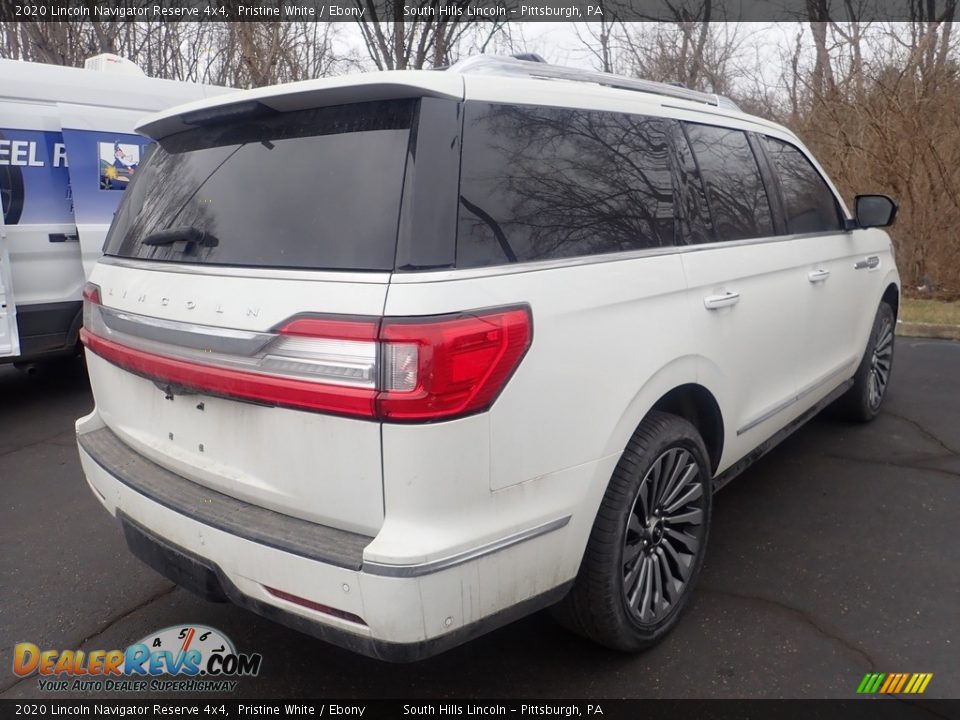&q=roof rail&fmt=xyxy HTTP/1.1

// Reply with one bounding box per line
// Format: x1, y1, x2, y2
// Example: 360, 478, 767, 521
449, 55, 741, 111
